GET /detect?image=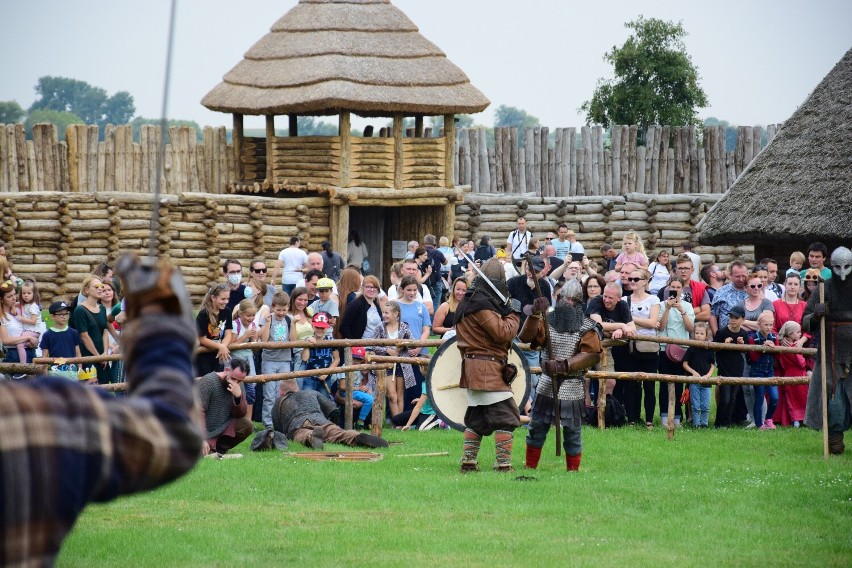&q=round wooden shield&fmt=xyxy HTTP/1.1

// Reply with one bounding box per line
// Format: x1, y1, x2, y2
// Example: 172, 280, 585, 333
426, 337, 530, 431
